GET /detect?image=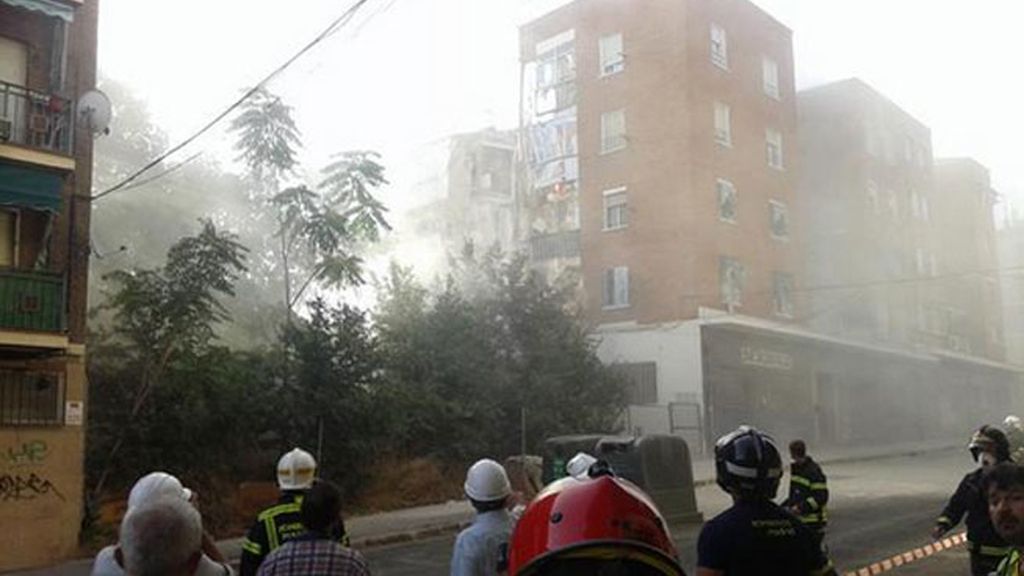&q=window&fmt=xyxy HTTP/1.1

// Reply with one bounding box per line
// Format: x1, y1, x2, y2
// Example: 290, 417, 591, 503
603, 187, 628, 230
599, 33, 624, 76
717, 178, 737, 222
886, 189, 899, 219
0, 370, 65, 426
714, 101, 731, 146
603, 266, 630, 308
769, 200, 788, 239
719, 257, 744, 309
479, 172, 493, 190
867, 181, 880, 214
762, 56, 779, 99
773, 272, 794, 317
710, 23, 728, 69
601, 109, 627, 153
766, 129, 784, 170
616, 362, 657, 405
0, 210, 15, 267
915, 248, 927, 276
